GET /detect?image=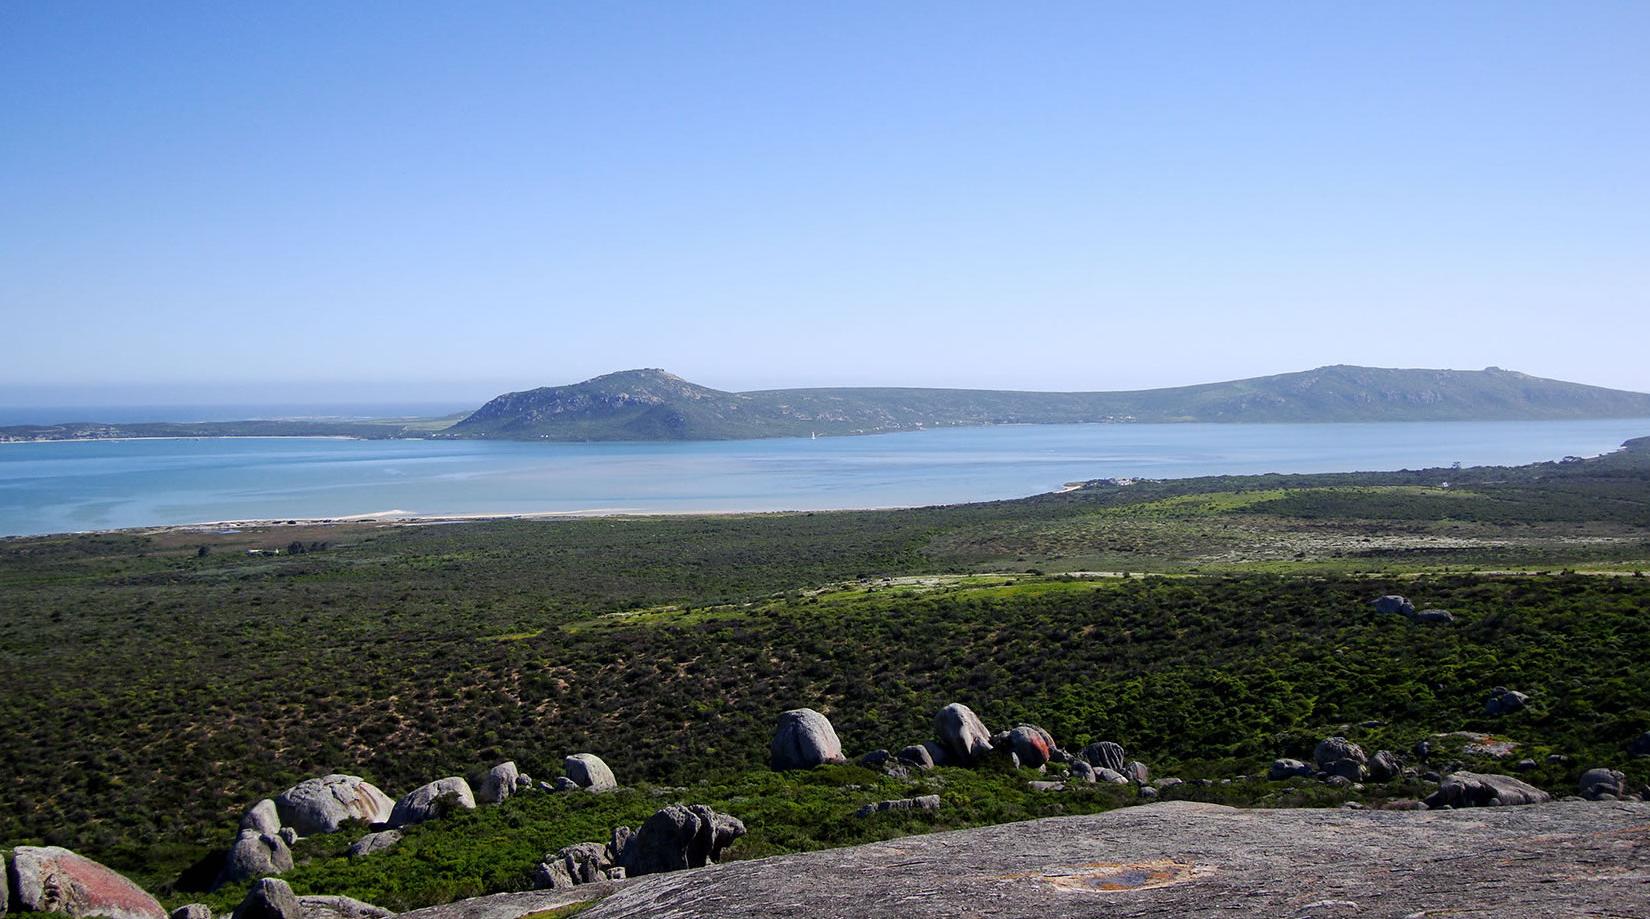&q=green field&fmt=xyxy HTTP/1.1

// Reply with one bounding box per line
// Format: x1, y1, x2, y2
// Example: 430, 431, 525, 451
2, 437, 1648, 910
